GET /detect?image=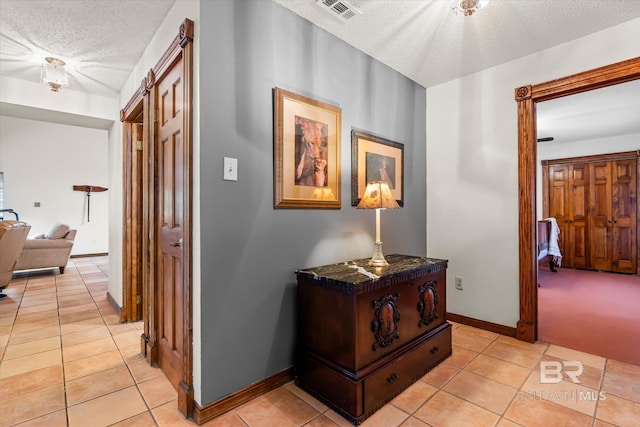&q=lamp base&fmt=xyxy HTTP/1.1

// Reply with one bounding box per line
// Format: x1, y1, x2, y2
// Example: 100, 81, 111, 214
368, 242, 389, 267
